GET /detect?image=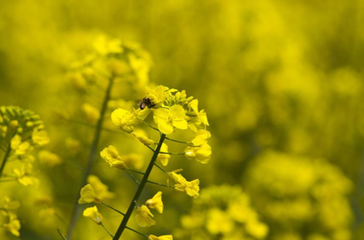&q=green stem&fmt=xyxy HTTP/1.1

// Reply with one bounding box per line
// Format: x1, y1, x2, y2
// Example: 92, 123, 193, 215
128, 169, 145, 175
165, 137, 189, 144
0, 143, 12, 179
143, 121, 159, 131
57, 229, 68, 240
125, 169, 140, 185
125, 226, 148, 238
102, 202, 125, 216
101, 223, 114, 238
113, 134, 166, 240
154, 163, 169, 174
147, 180, 174, 189
67, 76, 115, 239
